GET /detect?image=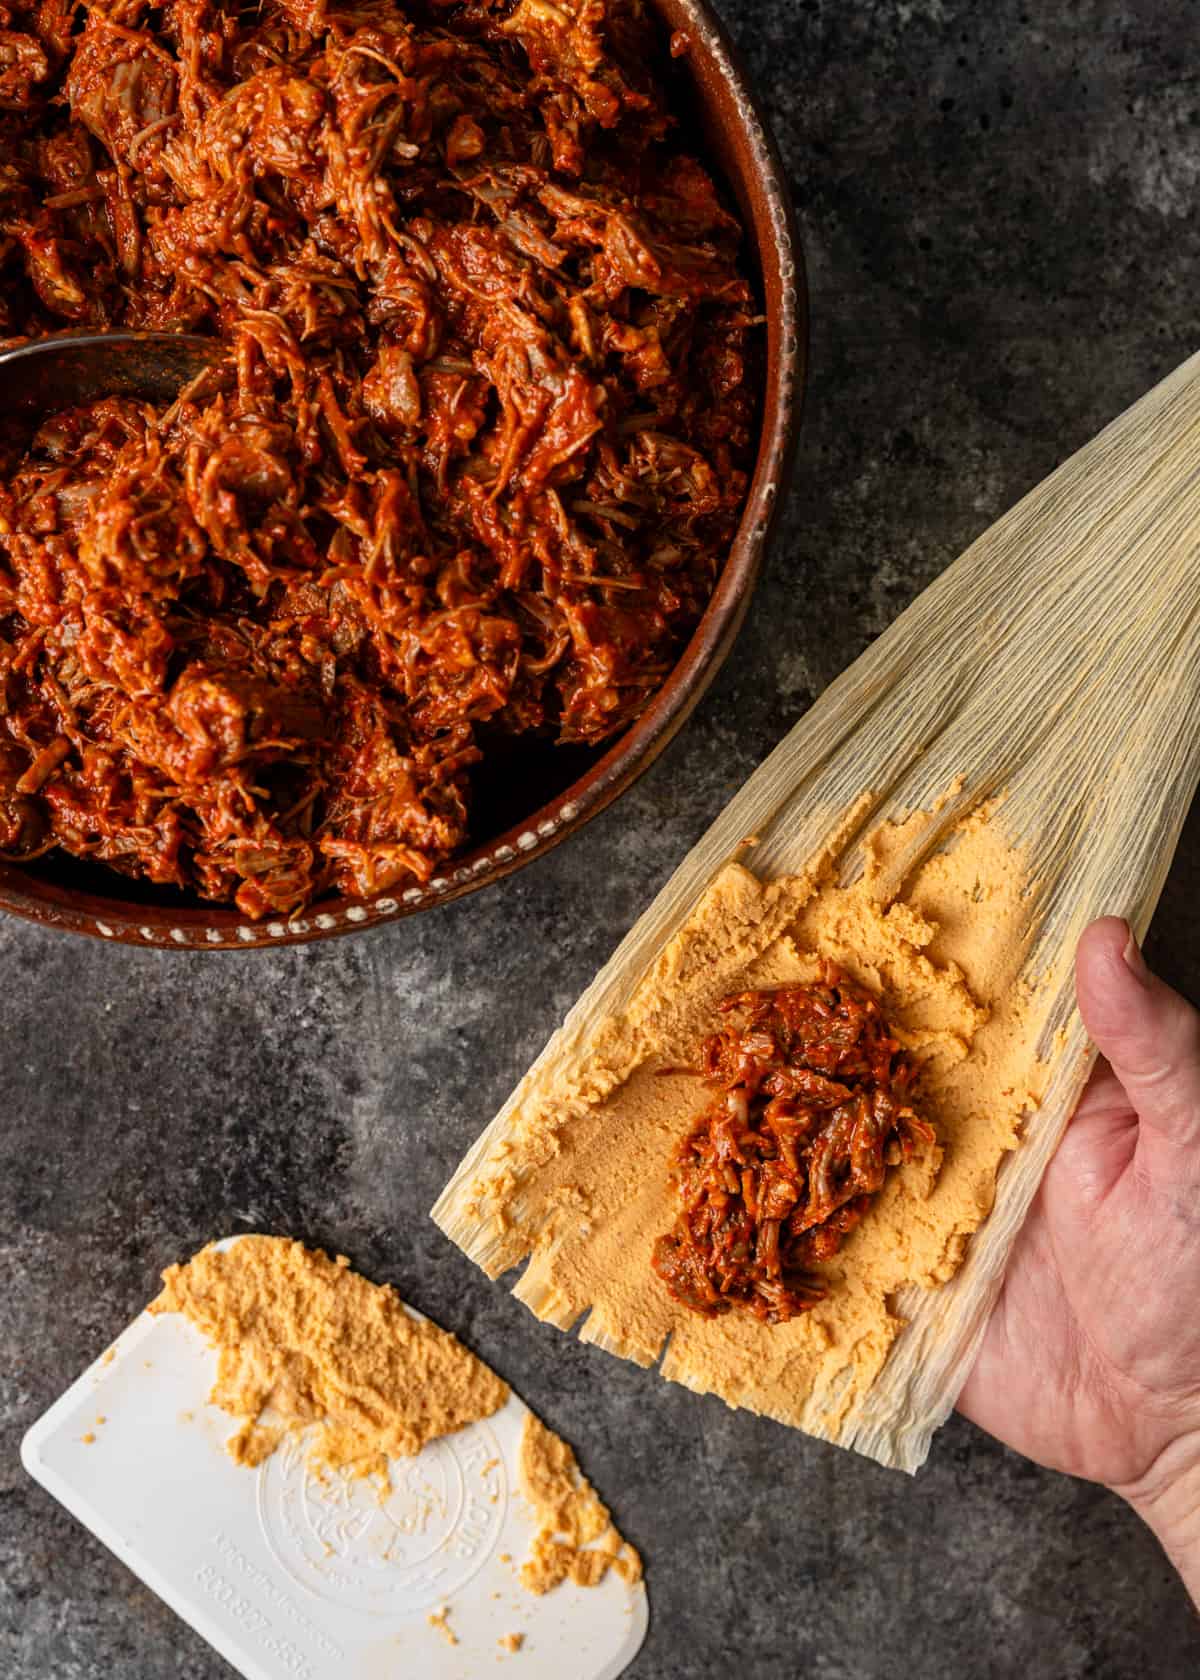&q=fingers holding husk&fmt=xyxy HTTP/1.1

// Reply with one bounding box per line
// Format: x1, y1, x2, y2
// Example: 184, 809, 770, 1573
1077, 917, 1200, 1172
